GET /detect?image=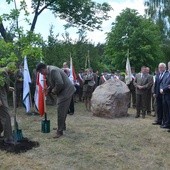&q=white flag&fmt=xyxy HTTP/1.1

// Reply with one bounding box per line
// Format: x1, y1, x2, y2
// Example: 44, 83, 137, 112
23, 56, 31, 112
125, 57, 132, 85
69, 57, 76, 84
